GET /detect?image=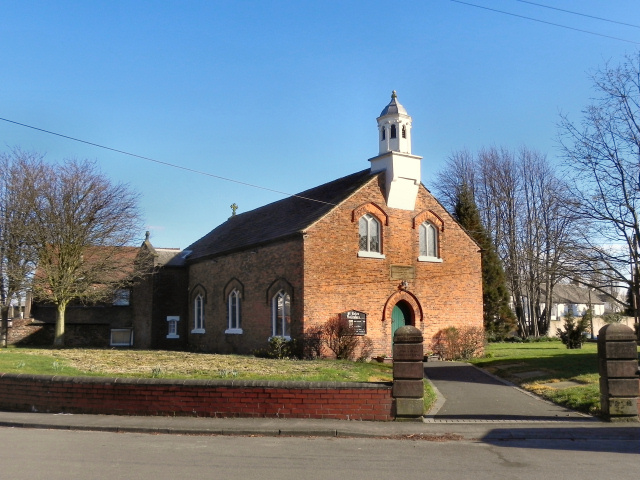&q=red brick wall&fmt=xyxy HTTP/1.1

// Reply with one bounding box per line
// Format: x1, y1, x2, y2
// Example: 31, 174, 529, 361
303, 176, 483, 357
0, 373, 393, 421
188, 238, 304, 354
